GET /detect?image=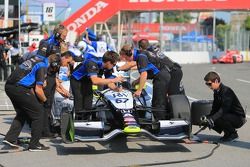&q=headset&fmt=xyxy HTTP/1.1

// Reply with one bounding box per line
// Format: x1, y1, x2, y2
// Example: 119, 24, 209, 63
50, 53, 61, 69
54, 25, 66, 41
51, 61, 60, 68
